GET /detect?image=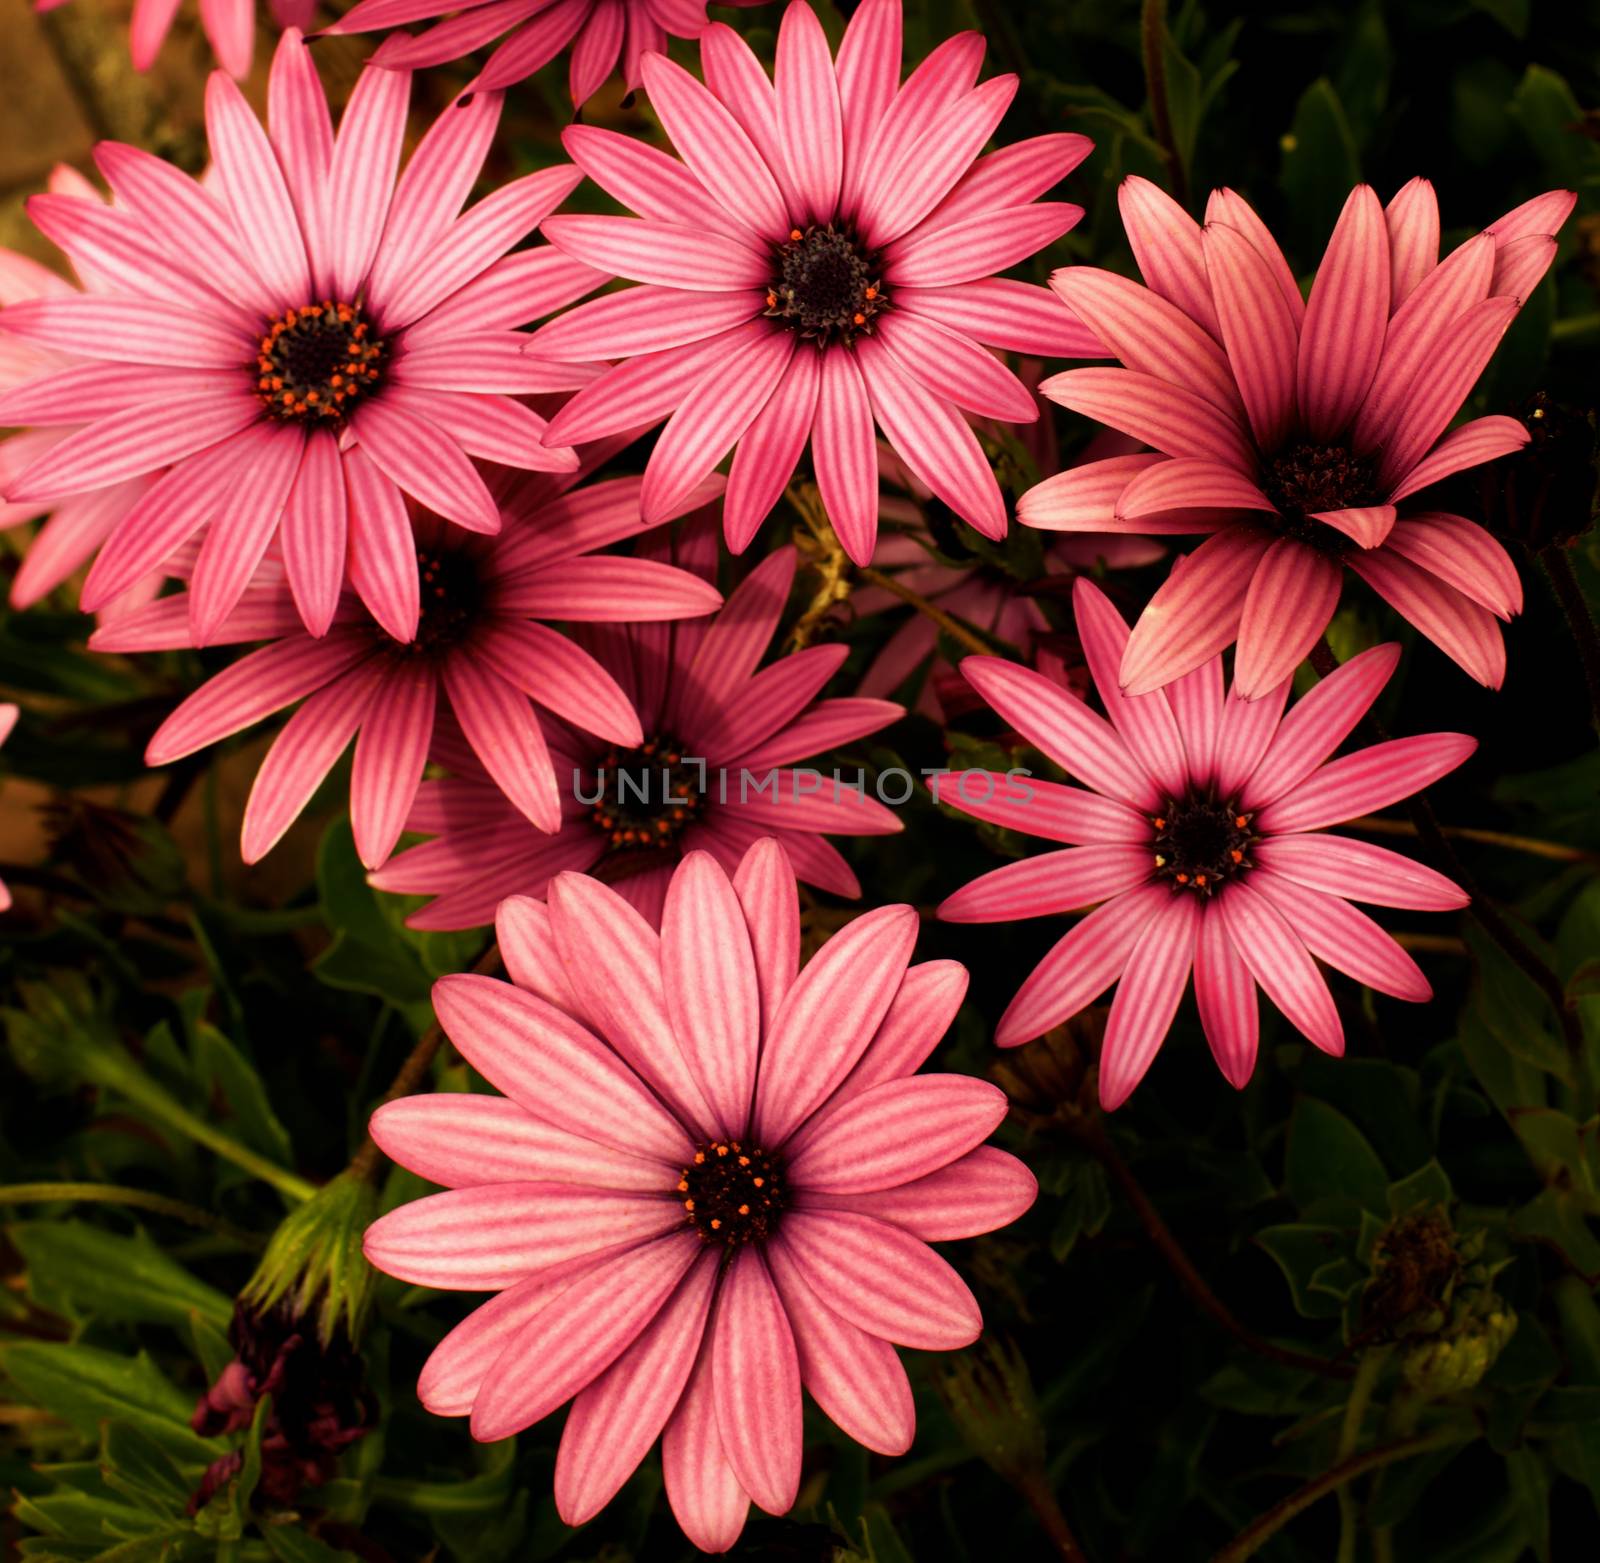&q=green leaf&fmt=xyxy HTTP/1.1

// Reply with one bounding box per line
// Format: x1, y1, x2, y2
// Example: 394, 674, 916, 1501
1509, 65, 1600, 189
1509, 1189, 1600, 1284
10, 1222, 231, 1329
1387, 1160, 1454, 1216
1254, 1224, 1350, 1319
100, 1423, 190, 1515
1280, 78, 1361, 250
1470, 0, 1530, 38
313, 820, 432, 1004
0, 1342, 221, 1466
261, 1525, 362, 1563
187, 1015, 294, 1166
1285, 1098, 1390, 1217
1505, 1446, 1552, 1563
1048, 1161, 1111, 1263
